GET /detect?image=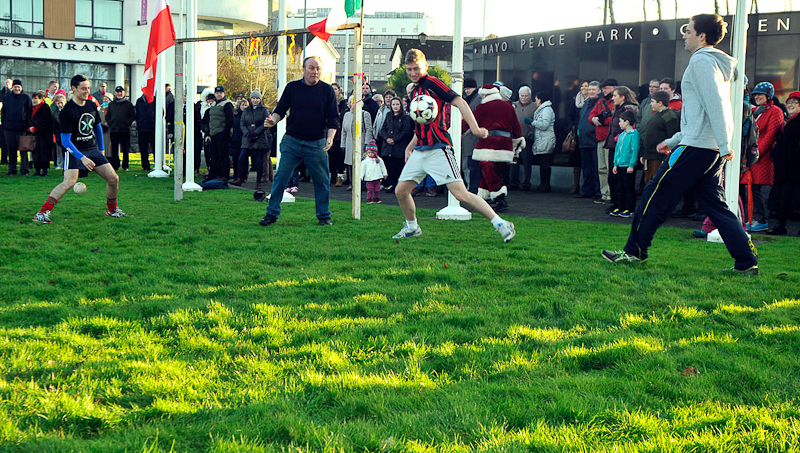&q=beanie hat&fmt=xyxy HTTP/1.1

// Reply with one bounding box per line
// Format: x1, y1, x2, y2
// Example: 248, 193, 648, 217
787, 91, 800, 102
599, 78, 618, 88
464, 78, 478, 89
250, 89, 262, 99
365, 140, 378, 153
752, 82, 775, 99
499, 86, 512, 101
12, 79, 22, 87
